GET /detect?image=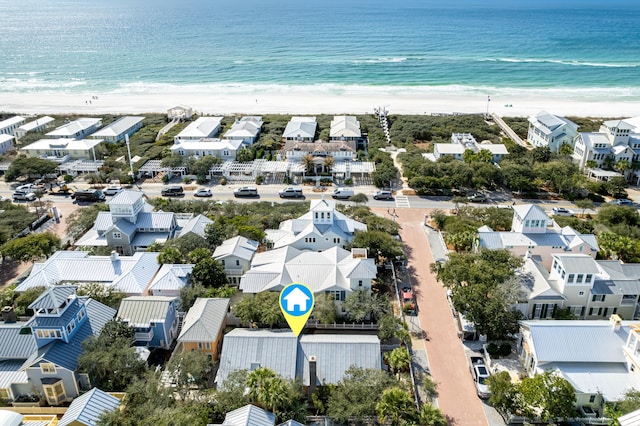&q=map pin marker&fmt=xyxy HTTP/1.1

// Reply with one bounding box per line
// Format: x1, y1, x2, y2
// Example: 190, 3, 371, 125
279, 283, 315, 337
